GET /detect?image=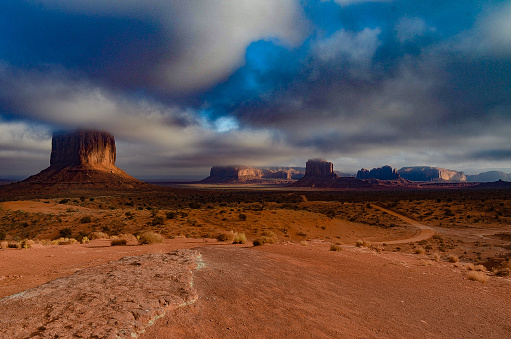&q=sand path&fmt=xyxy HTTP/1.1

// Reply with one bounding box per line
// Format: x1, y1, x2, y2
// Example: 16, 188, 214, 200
369, 204, 436, 244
